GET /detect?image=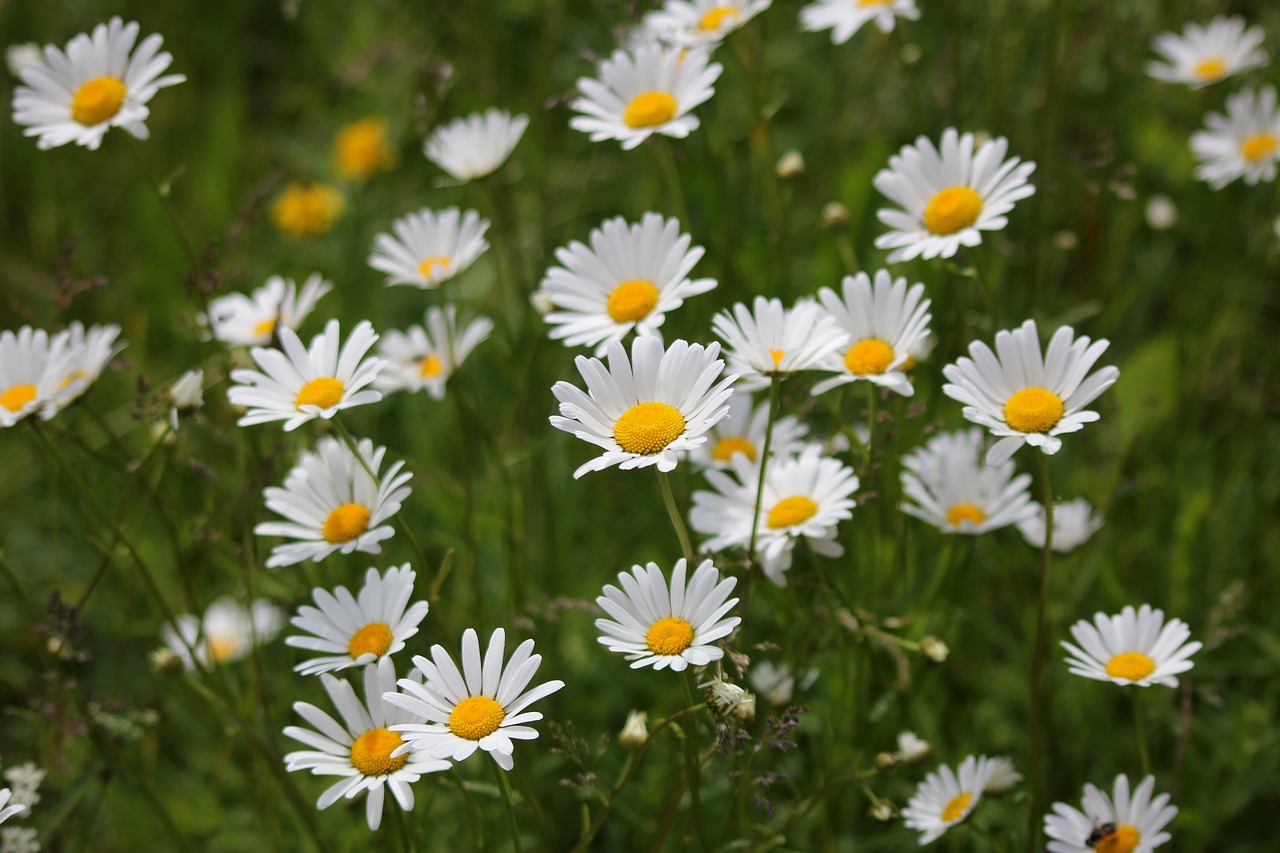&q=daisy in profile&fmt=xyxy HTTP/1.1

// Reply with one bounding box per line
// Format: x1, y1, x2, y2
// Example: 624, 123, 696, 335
541, 212, 717, 355
0, 326, 86, 427
272, 182, 344, 237
425, 109, 528, 182
0, 789, 26, 824
1191, 86, 1280, 188
643, 1, 772, 49
368, 207, 489, 289
595, 558, 740, 672
899, 428, 1037, 535
375, 306, 493, 400
712, 296, 849, 391
812, 269, 932, 398
48, 321, 124, 411
227, 319, 384, 431
903, 755, 998, 845
334, 117, 397, 180
255, 436, 412, 568
203, 273, 332, 348
688, 388, 808, 469
161, 597, 284, 670
386, 628, 565, 771
1147, 16, 1267, 89
800, 0, 920, 45
286, 564, 430, 676
284, 659, 450, 831
942, 319, 1119, 466
569, 44, 723, 150
1018, 498, 1104, 553
1062, 604, 1201, 688
983, 757, 1022, 795
549, 336, 736, 478
1045, 774, 1177, 853
11, 17, 185, 150
873, 128, 1036, 263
